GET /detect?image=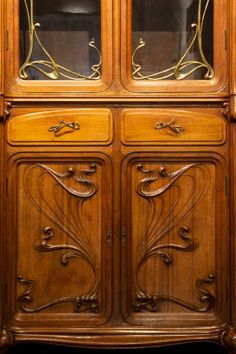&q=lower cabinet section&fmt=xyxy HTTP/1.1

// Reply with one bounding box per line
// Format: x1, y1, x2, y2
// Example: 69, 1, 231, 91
1, 106, 234, 352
